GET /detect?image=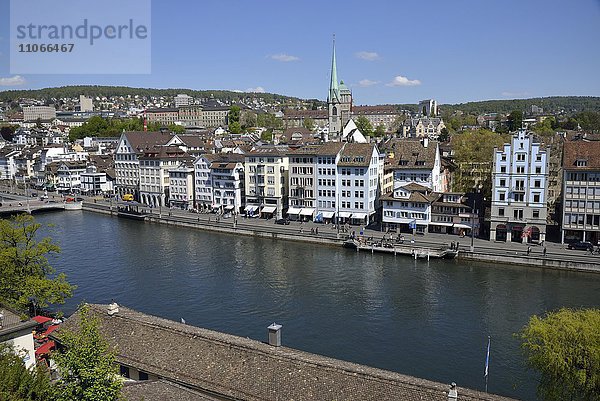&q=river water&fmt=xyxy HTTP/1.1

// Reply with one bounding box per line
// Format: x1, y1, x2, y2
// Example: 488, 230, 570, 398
35, 211, 600, 400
